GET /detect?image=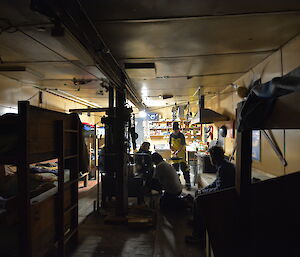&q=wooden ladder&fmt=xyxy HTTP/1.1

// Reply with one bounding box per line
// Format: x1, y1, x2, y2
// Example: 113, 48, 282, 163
57, 119, 79, 257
